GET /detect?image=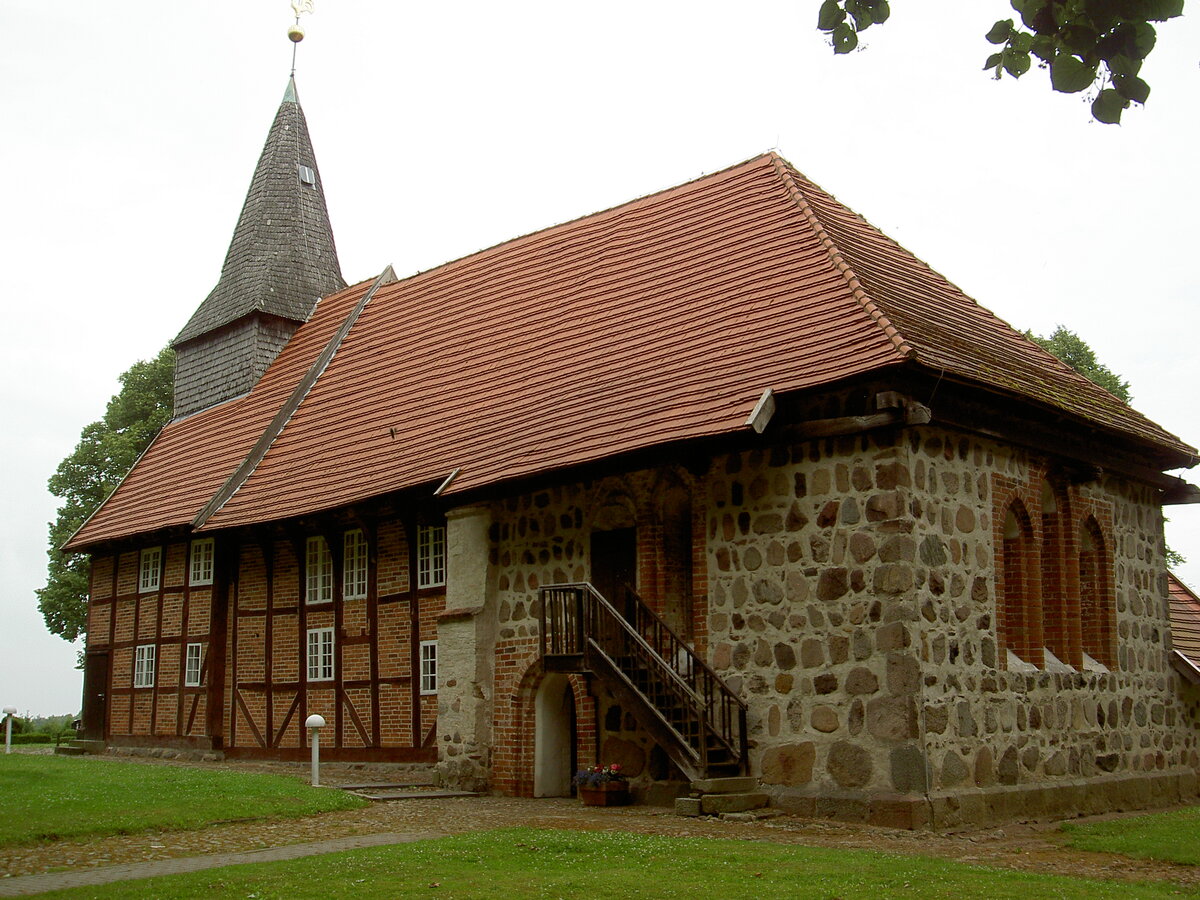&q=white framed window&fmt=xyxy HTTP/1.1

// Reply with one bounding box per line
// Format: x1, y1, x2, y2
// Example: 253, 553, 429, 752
417, 524, 446, 589
184, 643, 203, 687
306, 536, 333, 604
189, 538, 215, 586
419, 640, 438, 695
134, 644, 156, 688
139, 547, 162, 593
343, 529, 368, 600
307, 627, 334, 681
